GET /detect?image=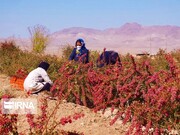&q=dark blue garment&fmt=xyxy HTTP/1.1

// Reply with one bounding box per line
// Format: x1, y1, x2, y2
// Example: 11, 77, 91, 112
69, 45, 89, 63
97, 51, 121, 67
38, 61, 50, 71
